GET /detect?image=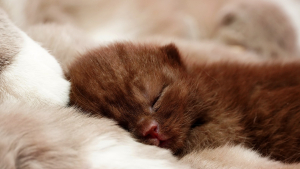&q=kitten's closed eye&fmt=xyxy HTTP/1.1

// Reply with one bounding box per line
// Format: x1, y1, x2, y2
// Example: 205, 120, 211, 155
191, 118, 206, 129
151, 94, 161, 110
151, 86, 167, 112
